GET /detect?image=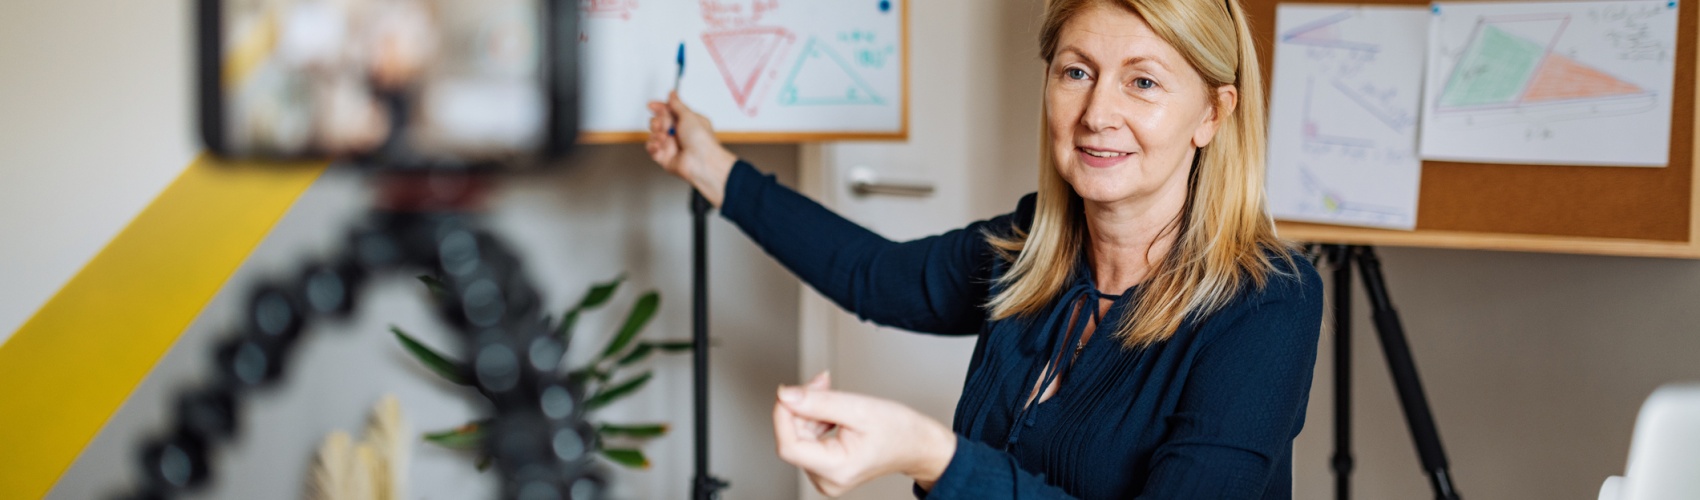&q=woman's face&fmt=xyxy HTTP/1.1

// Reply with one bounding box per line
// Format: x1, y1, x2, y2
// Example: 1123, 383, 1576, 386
1046, 4, 1231, 210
